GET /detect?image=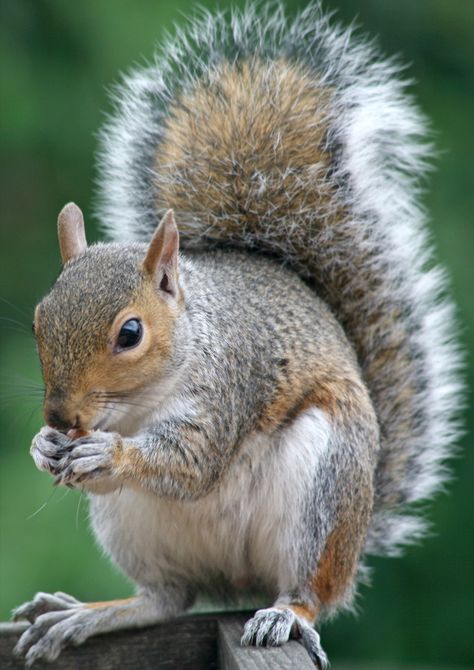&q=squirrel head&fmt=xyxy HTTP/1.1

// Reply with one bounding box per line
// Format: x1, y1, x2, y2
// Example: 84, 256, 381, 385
33, 204, 183, 432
